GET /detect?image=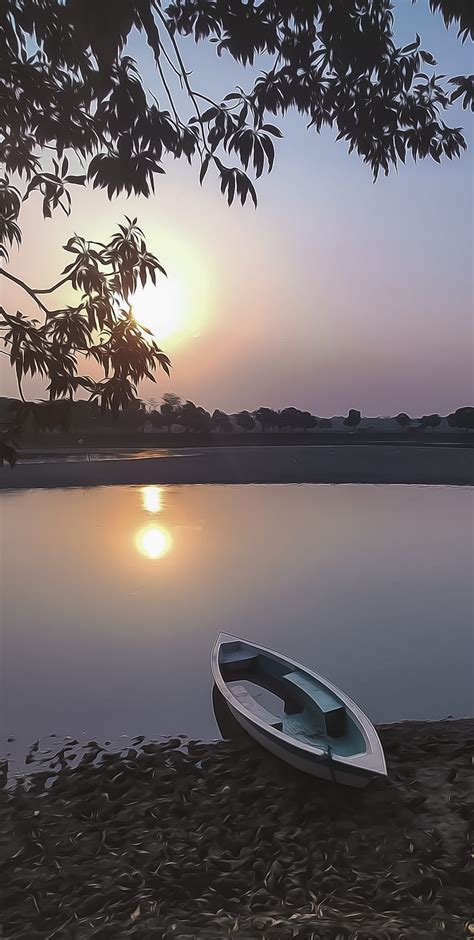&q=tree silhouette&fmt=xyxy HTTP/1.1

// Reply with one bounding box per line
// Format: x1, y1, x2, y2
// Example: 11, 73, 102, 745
279, 407, 303, 431
211, 409, 233, 433
0, 219, 170, 464
343, 409, 362, 431
300, 411, 318, 431
178, 400, 211, 434
447, 406, 474, 432
395, 412, 411, 430
160, 393, 182, 433
318, 418, 333, 430
115, 398, 148, 433
1, 1, 472, 463
235, 411, 255, 432
162, 392, 182, 410
1, 0, 470, 265
149, 409, 165, 430
419, 413, 441, 431
254, 407, 278, 432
